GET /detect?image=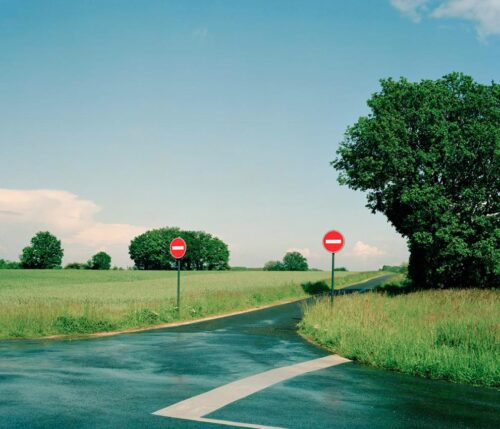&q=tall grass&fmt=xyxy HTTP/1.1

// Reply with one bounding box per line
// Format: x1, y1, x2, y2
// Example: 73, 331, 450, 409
0, 269, 379, 339
299, 289, 499, 387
